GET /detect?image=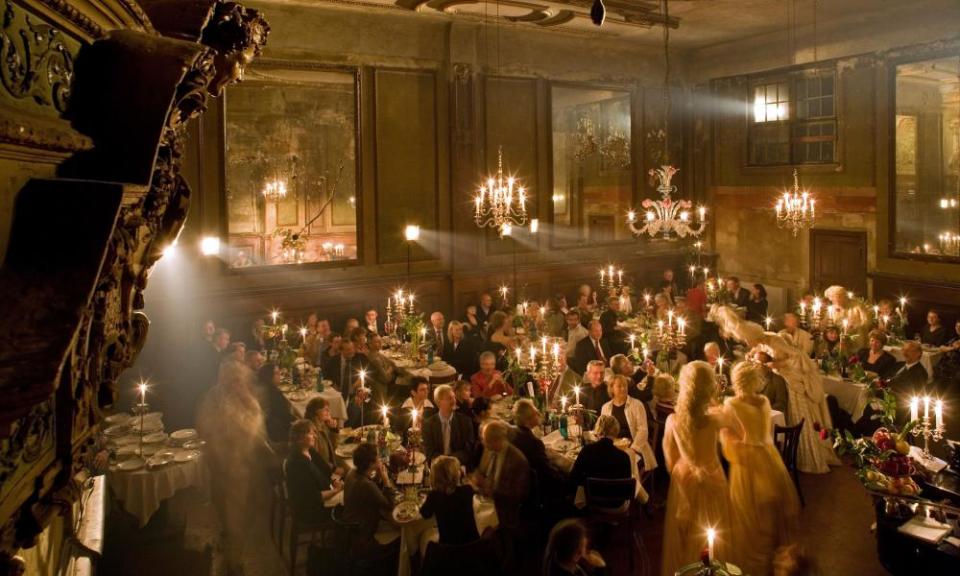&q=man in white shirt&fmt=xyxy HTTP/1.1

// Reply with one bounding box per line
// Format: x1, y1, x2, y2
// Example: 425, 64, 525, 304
779, 312, 814, 357
563, 309, 588, 359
